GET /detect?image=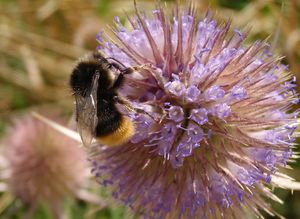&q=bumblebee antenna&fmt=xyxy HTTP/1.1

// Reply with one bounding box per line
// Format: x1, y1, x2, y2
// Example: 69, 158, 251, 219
106, 57, 127, 68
